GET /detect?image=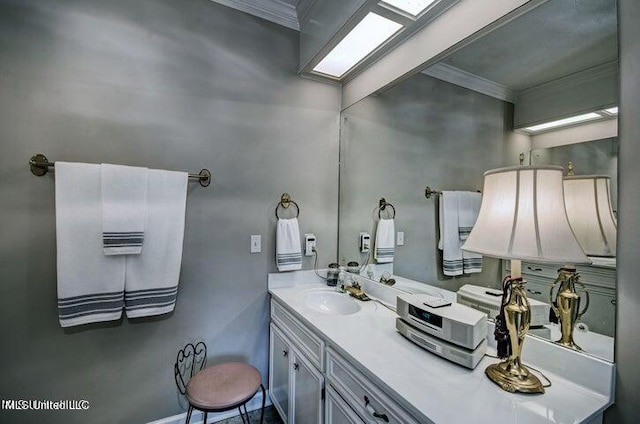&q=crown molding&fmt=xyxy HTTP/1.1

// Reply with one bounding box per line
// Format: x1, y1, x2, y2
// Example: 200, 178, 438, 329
209, 0, 300, 30
421, 62, 516, 102
515, 60, 619, 101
